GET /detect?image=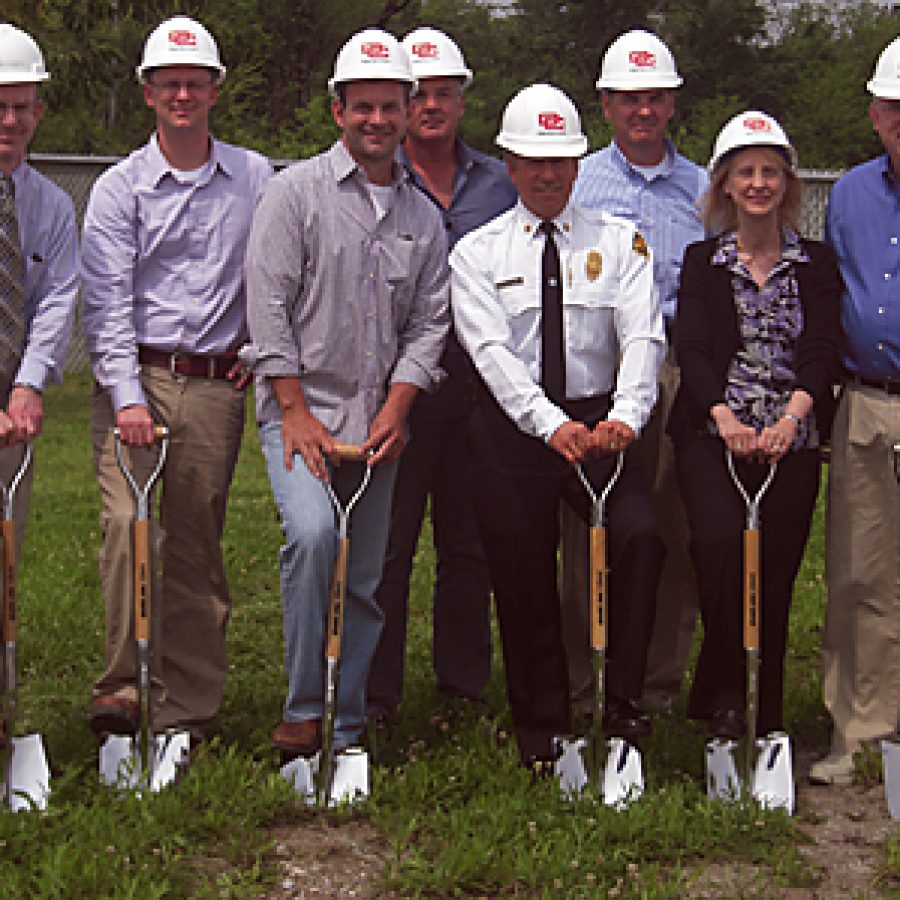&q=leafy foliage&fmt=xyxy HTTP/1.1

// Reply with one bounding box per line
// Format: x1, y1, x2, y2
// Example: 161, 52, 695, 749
4, 0, 898, 166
